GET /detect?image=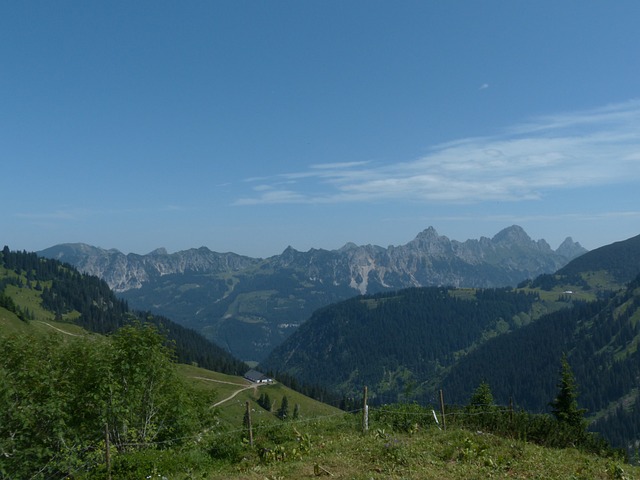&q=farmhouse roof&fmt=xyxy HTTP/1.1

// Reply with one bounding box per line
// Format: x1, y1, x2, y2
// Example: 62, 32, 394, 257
244, 369, 271, 383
